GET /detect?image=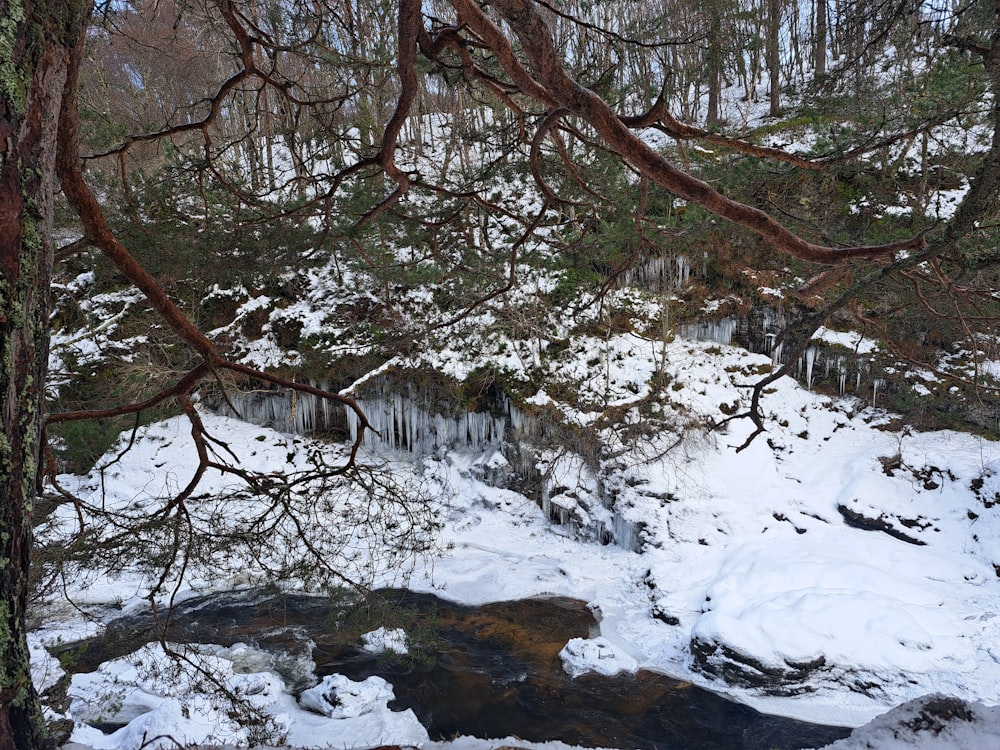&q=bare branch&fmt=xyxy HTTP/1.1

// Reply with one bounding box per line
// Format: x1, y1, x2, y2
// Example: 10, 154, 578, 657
450, 0, 927, 265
